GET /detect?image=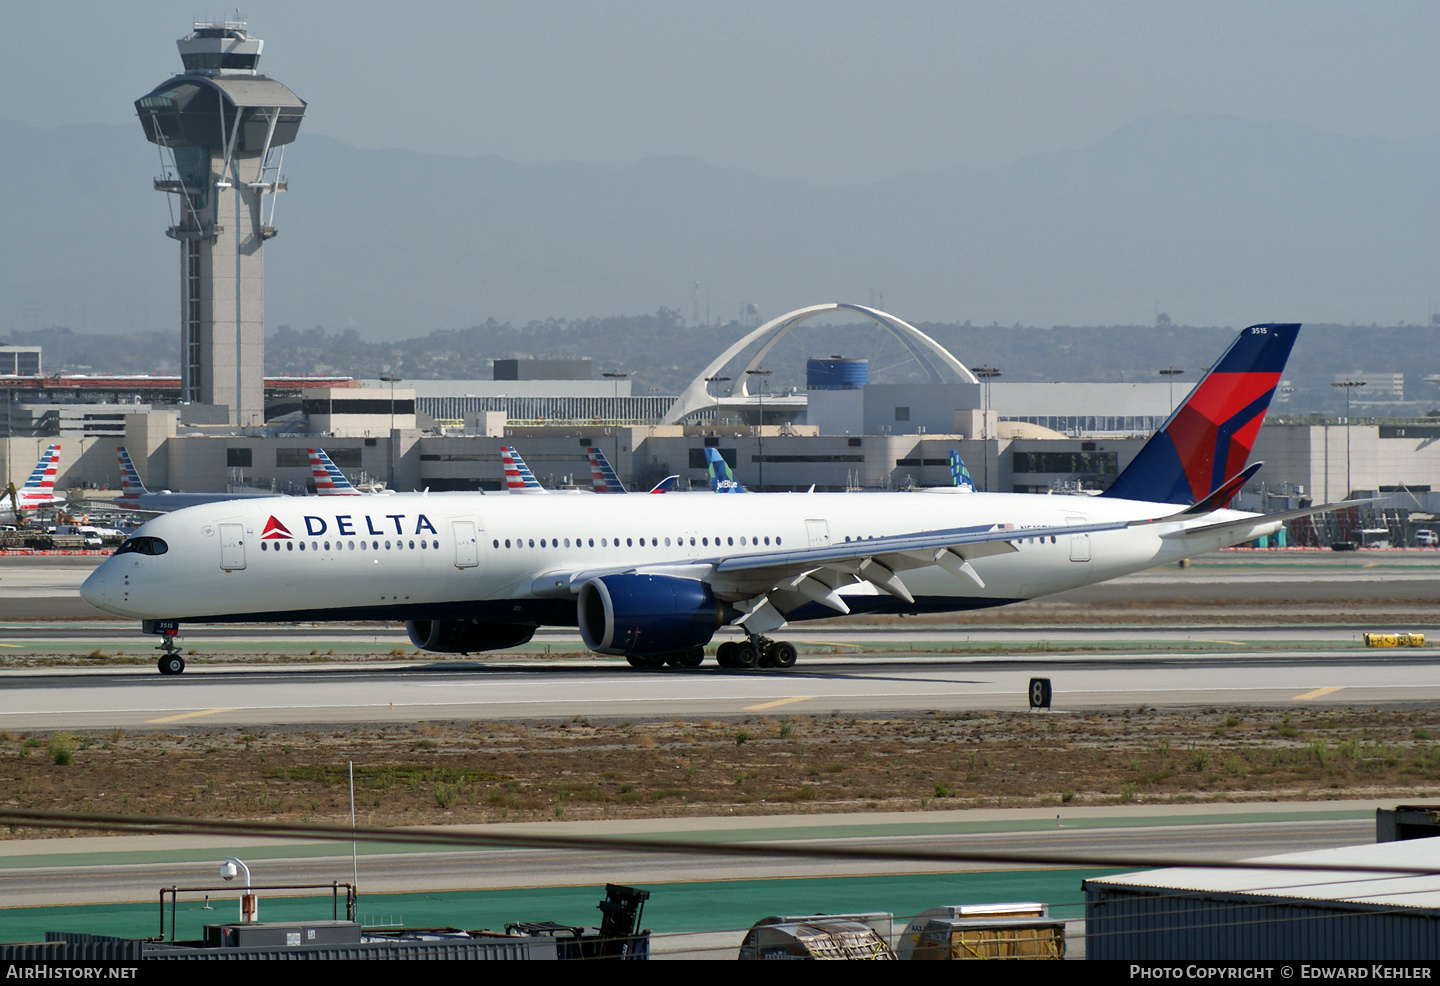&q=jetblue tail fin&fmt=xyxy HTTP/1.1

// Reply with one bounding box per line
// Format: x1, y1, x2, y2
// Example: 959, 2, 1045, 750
500, 446, 546, 493
1101, 323, 1300, 505
704, 447, 745, 493
23, 444, 61, 493
585, 447, 627, 494
309, 448, 363, 496
116, 447, 148, 498
949, 449, 975, 492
